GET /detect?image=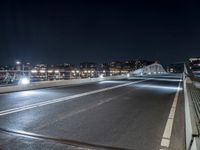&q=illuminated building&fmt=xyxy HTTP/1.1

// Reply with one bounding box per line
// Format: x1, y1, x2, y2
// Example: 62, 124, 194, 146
80, 62, 97, 78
